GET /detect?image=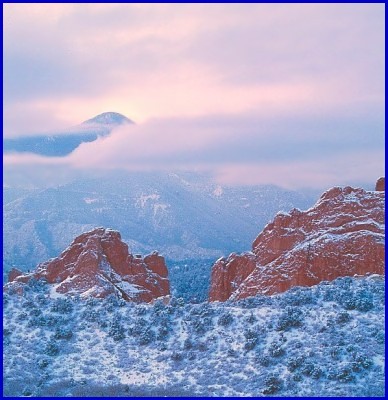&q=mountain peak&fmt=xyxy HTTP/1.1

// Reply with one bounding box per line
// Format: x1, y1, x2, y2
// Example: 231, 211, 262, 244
82, 112, 134, 126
